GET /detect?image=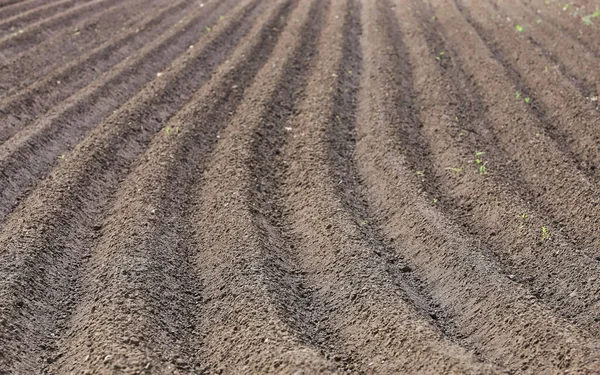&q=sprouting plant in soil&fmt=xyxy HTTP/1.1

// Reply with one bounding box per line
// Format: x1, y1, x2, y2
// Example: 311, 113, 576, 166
515, 91, 521, 100
515, 24, 524, 32
524, 97, 531, 104
582, 10, 600, 25
520, 212, 529, 227
433, 197, 439, 204
536, 18, 542, 24
474, 151, 488, 175
205, 26, 211, 33
541, 226, 550, 240
164, 126, 179, 135
436, 51, 445, 61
